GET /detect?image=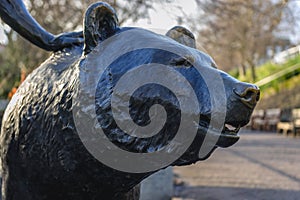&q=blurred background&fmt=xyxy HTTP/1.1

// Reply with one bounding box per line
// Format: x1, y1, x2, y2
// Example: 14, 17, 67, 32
0, 0, 300, 200
0, 0, 300, 108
